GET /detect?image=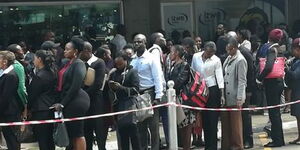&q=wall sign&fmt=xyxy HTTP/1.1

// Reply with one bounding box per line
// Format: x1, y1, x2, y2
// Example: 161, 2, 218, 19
161, 2, 193, 41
